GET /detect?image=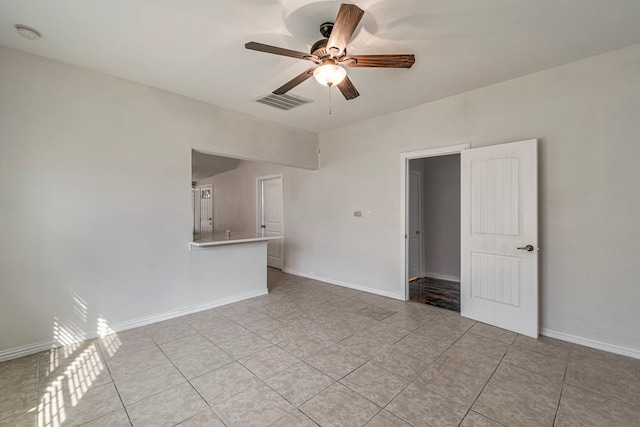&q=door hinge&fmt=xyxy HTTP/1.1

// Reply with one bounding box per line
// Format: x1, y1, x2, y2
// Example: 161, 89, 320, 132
404, 234, 408, 239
